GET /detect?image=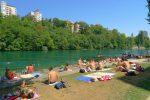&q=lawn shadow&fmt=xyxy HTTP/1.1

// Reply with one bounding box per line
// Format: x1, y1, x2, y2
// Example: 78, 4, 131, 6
118, 65, 150, 91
